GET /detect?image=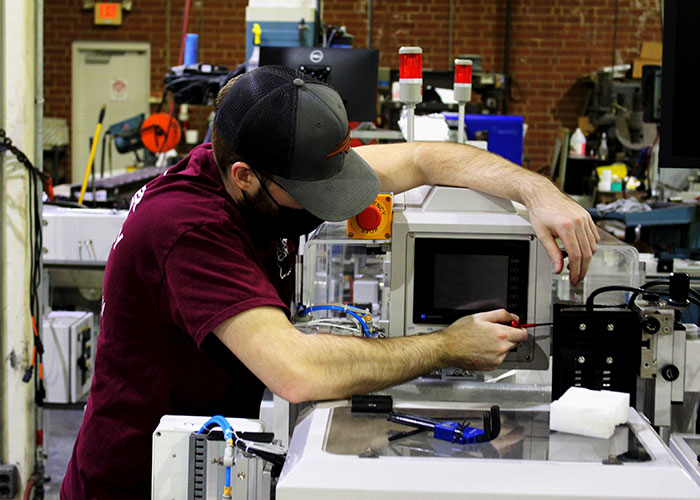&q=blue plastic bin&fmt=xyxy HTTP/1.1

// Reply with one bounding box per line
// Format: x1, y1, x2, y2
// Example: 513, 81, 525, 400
443, 113, 524, 166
